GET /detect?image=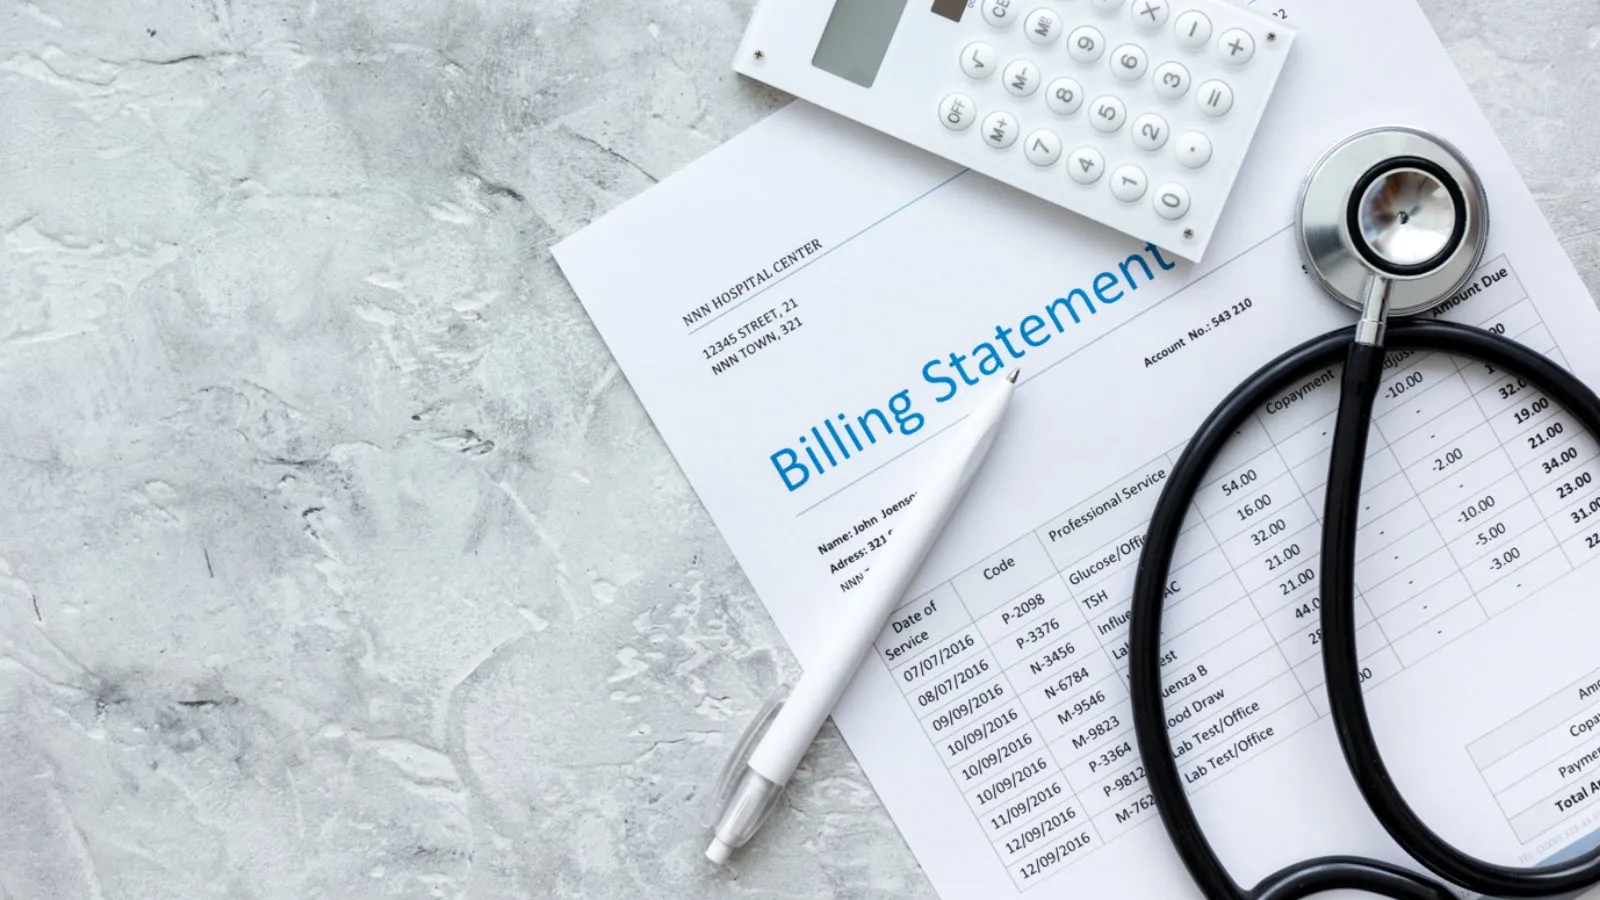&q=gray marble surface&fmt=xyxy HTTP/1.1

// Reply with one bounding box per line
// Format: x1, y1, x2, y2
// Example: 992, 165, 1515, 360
1, 1, 1598, 898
